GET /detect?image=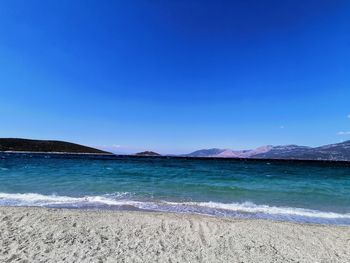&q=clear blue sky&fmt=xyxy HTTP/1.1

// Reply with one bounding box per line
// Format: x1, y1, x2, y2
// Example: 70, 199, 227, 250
0, 0, 349, 154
